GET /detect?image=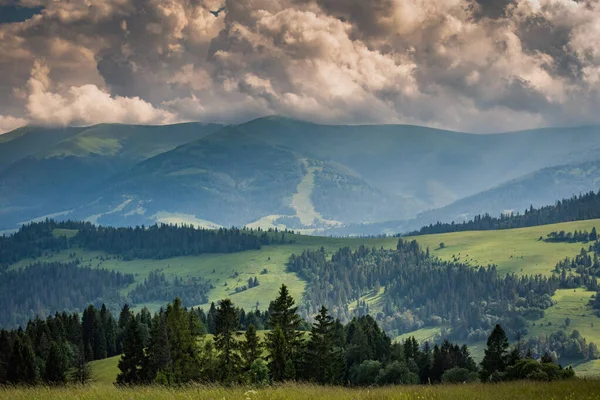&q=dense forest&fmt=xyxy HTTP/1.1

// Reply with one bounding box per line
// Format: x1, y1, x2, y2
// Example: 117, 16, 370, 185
289, 239, 560, 343
0, 219, 292, 268
0, 262, 133, 328
408, 191, 600, 236
0, 289, 574, 387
